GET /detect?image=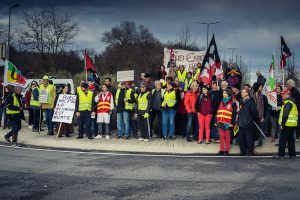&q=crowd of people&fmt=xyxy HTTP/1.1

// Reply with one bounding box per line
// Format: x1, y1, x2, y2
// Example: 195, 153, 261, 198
2, 63, 299, 158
